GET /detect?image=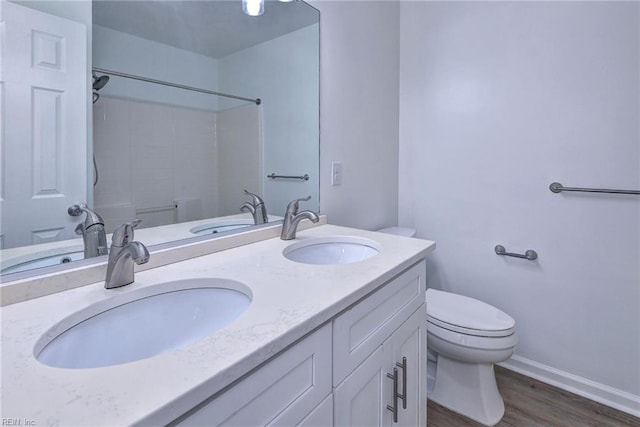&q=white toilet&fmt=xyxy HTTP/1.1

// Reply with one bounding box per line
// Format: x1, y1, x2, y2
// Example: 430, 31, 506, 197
376, 226, 517, 426
426, 289, 517, 426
